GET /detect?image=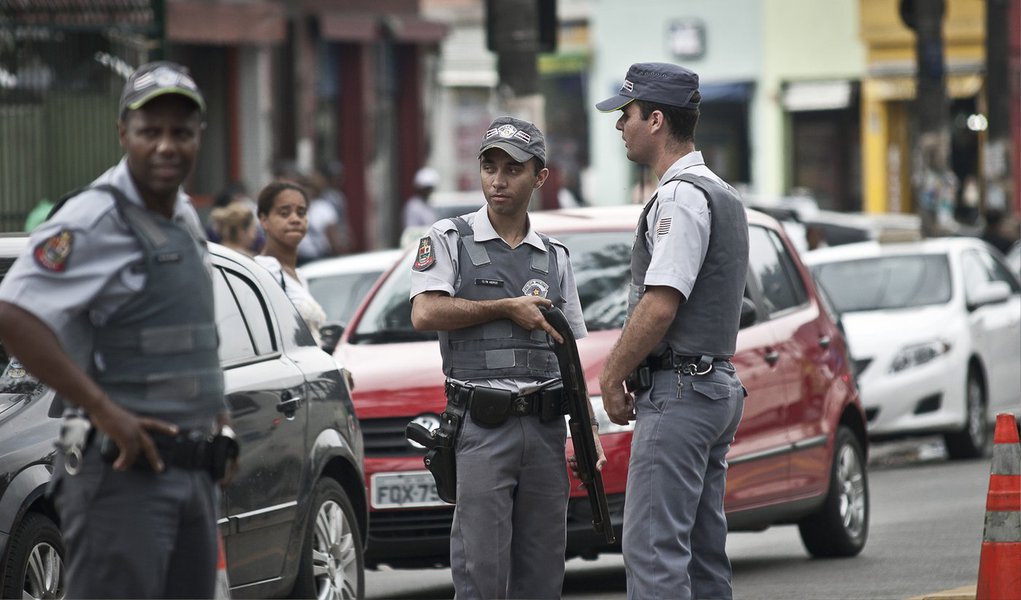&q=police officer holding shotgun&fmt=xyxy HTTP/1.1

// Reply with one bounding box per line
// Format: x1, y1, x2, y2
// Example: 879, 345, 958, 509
0, 61, 236, 599
410, 116, 604, 599
596, 62, 750, 600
